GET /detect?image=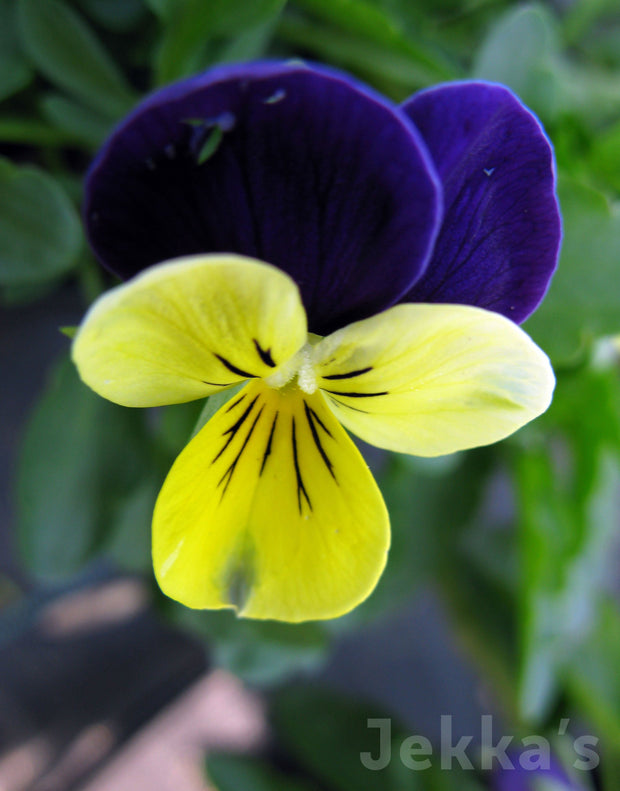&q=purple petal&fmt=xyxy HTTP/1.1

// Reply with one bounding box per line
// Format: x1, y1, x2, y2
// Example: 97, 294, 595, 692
493, 758, 585, 791
402, 81, 561, 322
85, 61, 441, 334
